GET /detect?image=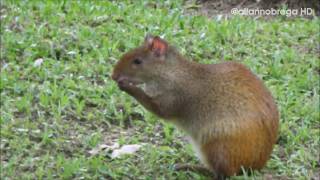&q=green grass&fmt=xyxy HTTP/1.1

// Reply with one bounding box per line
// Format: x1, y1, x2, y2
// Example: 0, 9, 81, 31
1, 0, 319, 179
